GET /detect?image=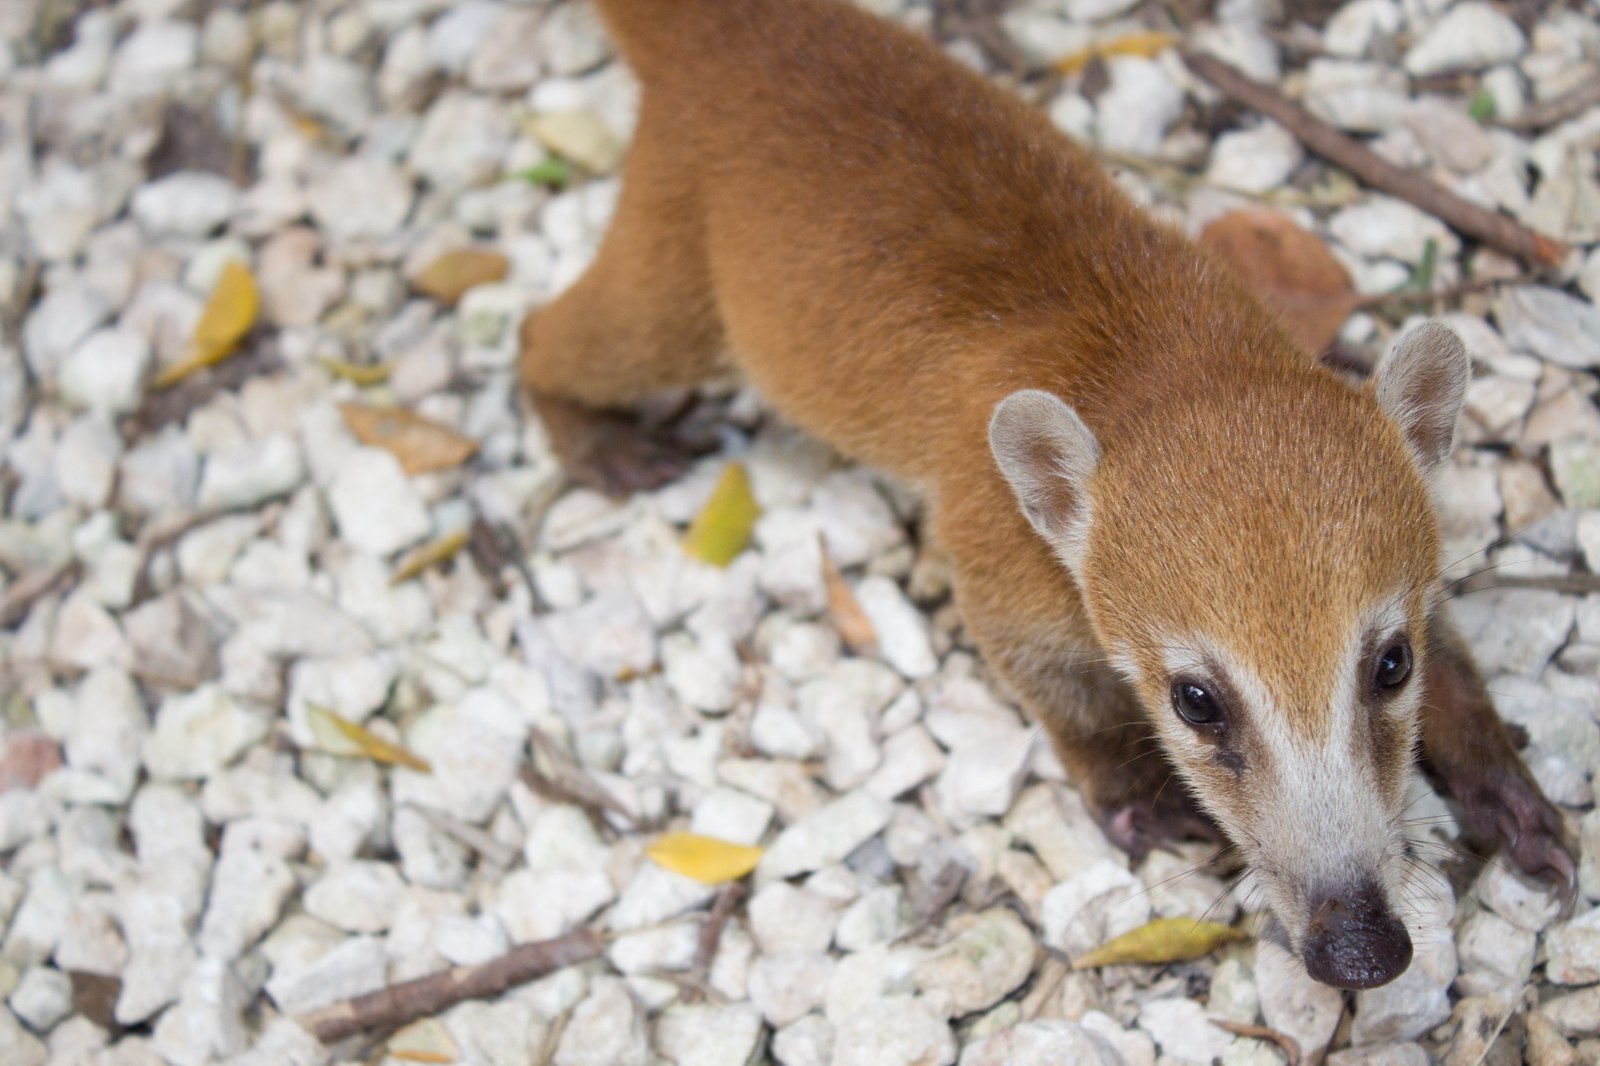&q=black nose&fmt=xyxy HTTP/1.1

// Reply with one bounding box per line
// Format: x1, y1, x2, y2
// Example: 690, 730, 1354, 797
1300, 881, 1413, 990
